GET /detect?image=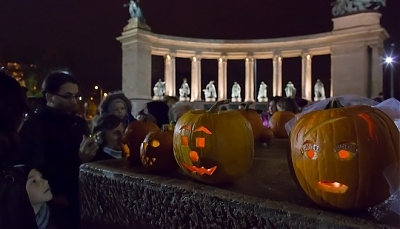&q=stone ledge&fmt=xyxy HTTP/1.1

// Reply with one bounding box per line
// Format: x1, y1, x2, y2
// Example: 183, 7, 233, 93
79, 140, 398, 229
